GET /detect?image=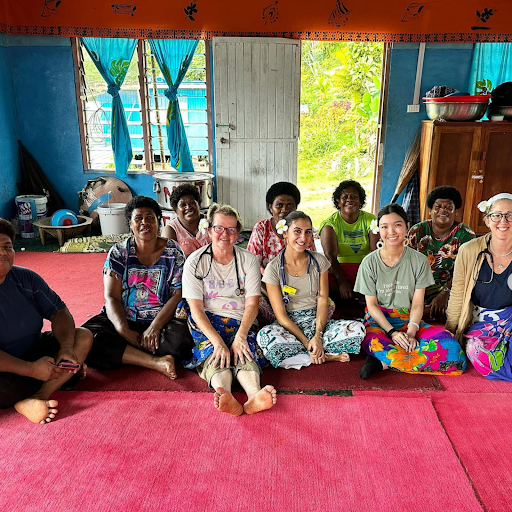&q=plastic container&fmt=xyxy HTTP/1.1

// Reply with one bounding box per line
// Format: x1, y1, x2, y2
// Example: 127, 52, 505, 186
15, 194, 48, 238
97, 203, 129, 235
